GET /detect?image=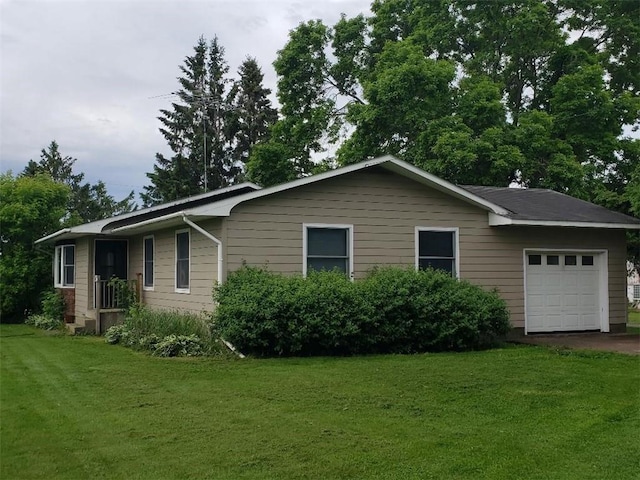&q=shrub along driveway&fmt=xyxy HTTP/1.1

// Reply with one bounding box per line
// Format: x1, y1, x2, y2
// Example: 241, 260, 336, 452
1, 324, 639, 480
